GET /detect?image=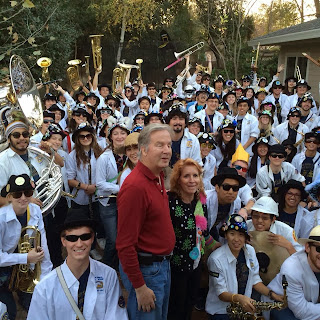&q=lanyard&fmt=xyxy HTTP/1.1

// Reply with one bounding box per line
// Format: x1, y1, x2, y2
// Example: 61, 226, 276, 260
27, 205, 30, 223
